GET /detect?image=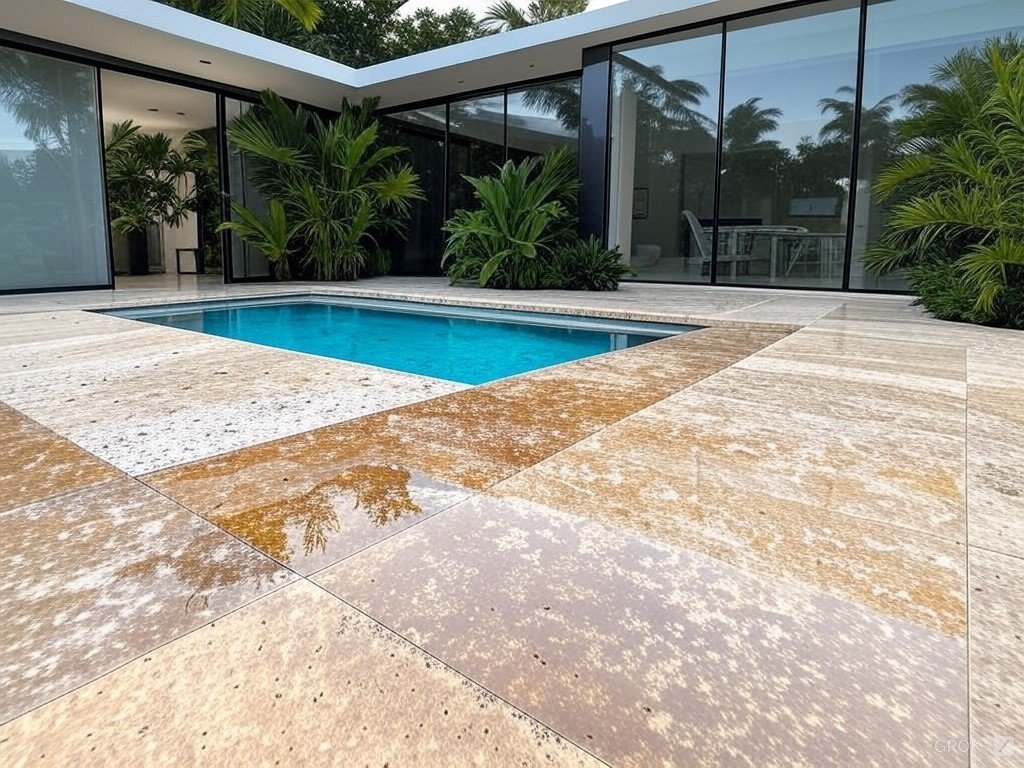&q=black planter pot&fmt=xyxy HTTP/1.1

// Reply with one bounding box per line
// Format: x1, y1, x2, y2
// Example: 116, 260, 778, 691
127, 230, 149, 276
